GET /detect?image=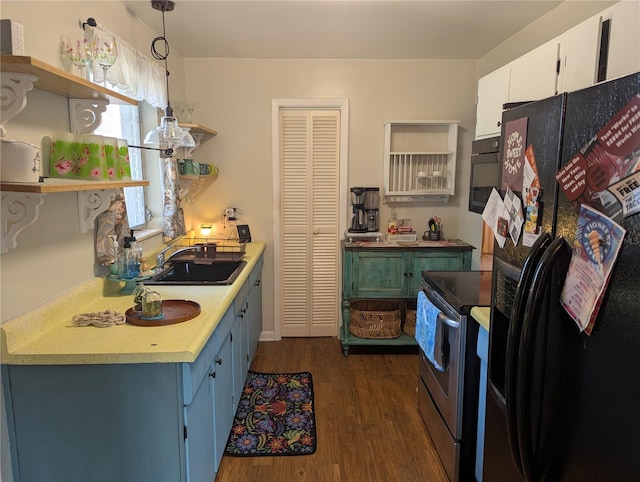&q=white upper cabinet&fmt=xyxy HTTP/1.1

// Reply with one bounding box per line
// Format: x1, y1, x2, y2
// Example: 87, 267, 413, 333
475, 3, 640, 140
558, 16, 601, 93
475, 65, 511, 139
509, 36, 561, 103
603, 0, 640, 81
